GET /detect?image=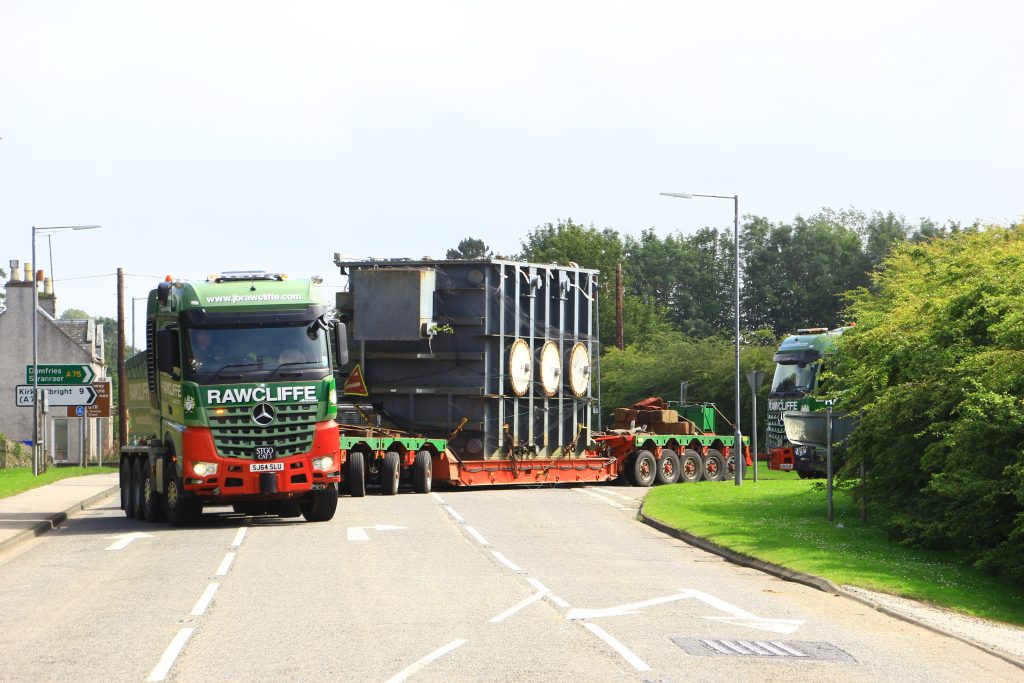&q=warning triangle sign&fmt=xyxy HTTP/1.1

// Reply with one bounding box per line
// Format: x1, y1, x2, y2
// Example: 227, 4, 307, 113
343, 364, 369, 396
